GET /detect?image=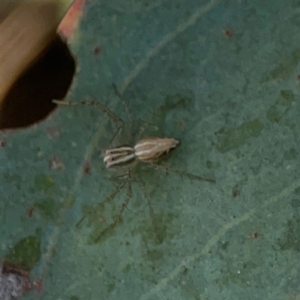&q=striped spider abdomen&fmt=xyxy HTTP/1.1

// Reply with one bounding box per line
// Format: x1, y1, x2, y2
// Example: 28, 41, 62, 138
134, 137, 179, 163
